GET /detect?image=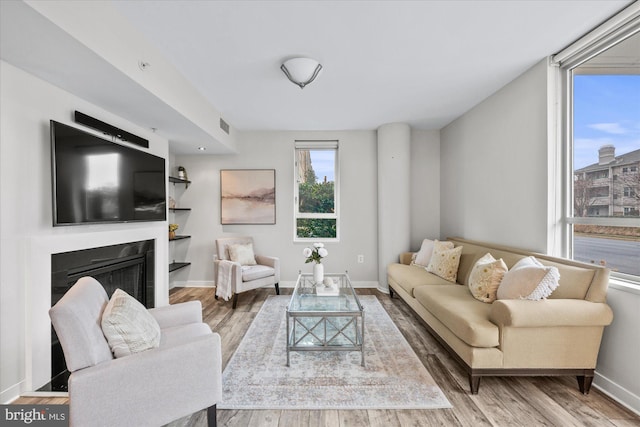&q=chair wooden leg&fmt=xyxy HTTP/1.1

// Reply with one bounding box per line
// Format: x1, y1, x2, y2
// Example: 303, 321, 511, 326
275, 283, 280, 295
232, 293, 239, 309
207, 404, 217, 427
